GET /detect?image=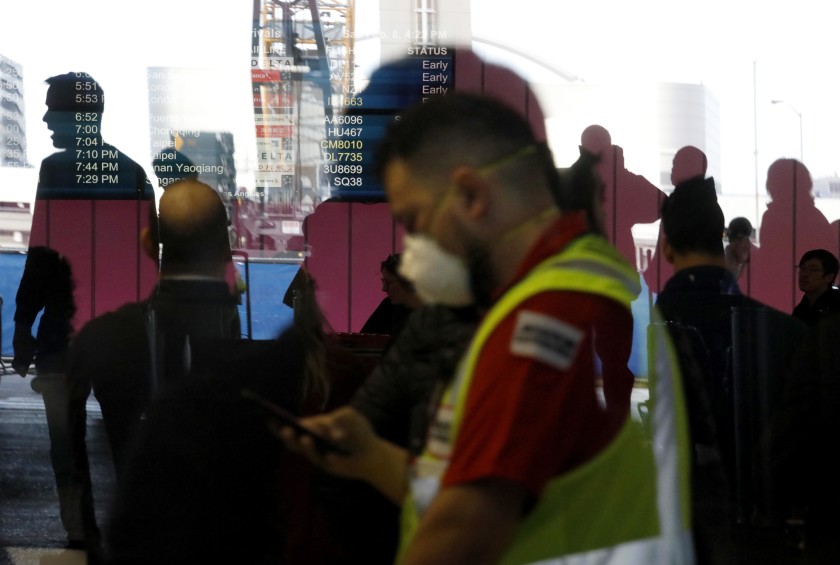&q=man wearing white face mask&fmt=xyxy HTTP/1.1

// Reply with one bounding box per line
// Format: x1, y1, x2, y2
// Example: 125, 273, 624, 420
280, 92, 693, 564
